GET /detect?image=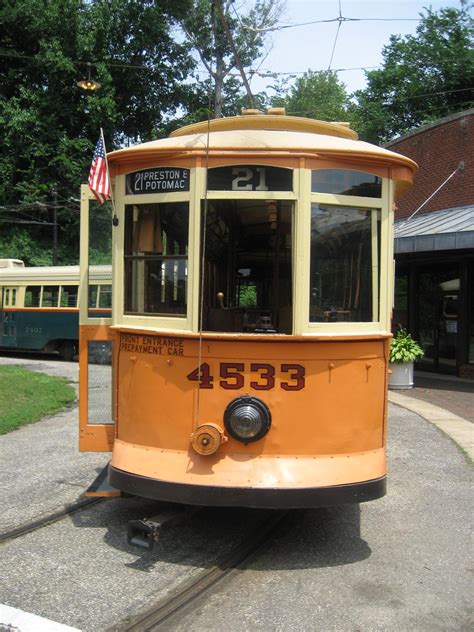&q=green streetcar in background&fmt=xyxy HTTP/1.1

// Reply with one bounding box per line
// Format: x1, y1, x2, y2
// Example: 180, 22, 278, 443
0, 259, 111, 360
